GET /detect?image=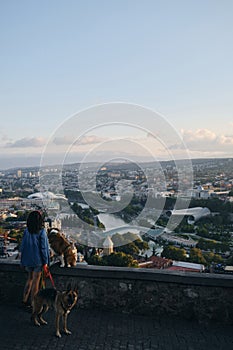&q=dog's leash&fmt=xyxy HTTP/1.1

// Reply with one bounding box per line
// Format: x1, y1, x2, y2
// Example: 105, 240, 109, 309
43, 265, 56, 289
48, 270, 56, 289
